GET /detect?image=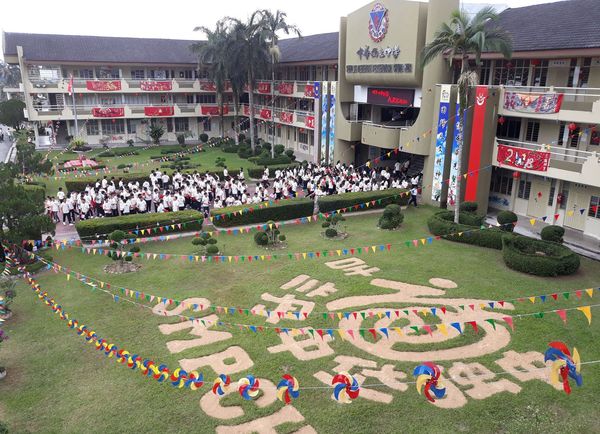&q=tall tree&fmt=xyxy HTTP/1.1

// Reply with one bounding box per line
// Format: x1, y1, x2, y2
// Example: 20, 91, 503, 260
421, 6, 512, 223
13, 130, 52, 175
226, 13, 271, 151
192, 21, 230, 138
0, 99, 25, 130
259, 10, 301, 155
